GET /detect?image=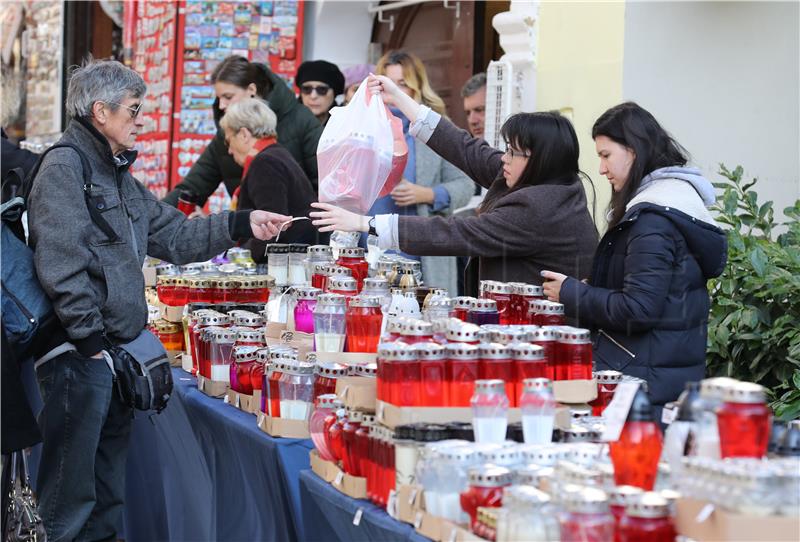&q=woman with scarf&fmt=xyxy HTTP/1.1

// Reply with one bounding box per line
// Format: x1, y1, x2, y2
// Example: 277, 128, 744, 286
370, 50, 474, 295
